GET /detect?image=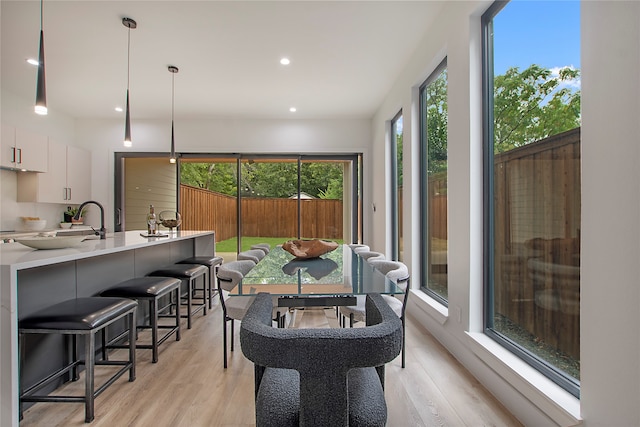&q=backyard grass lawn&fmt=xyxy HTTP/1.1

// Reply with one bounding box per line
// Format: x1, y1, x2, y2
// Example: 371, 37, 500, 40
216, 236, 344, 252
